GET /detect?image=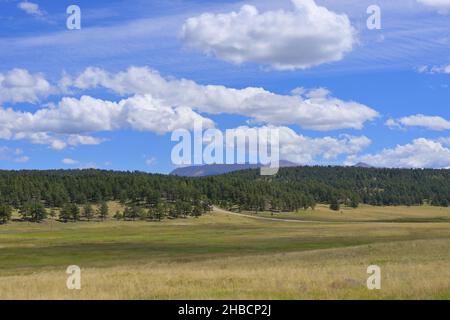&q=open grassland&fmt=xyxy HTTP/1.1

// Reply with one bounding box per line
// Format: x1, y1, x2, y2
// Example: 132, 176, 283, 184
243, 204, 450, 223
0, 205, 450, 299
